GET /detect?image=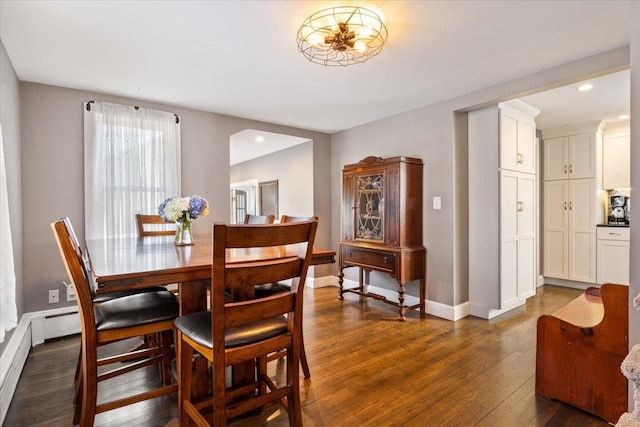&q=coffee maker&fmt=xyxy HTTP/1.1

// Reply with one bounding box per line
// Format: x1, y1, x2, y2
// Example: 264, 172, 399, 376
608, 193, 630, 225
